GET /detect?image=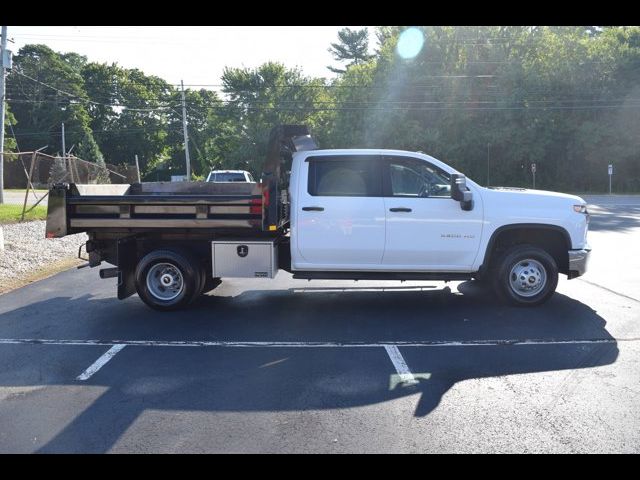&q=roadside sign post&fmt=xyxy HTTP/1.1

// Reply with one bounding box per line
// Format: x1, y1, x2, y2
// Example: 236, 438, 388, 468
531, 163, 537, 189
608, 164, 613, 195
